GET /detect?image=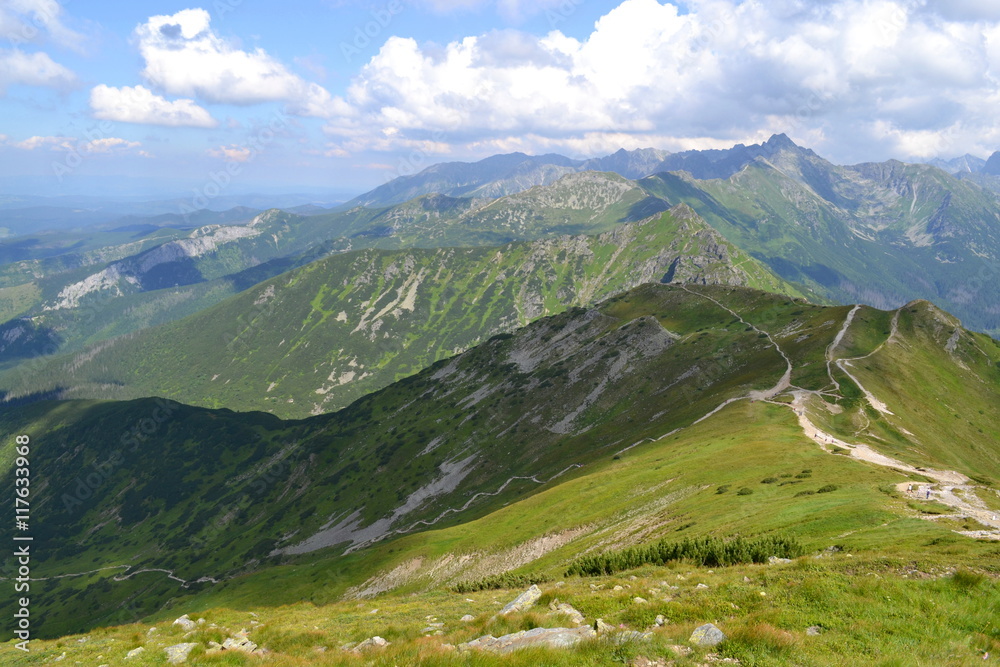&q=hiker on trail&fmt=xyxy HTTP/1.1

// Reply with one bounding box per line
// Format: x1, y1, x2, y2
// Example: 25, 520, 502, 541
907, 484, 912, 492
926, 488, 931, 499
